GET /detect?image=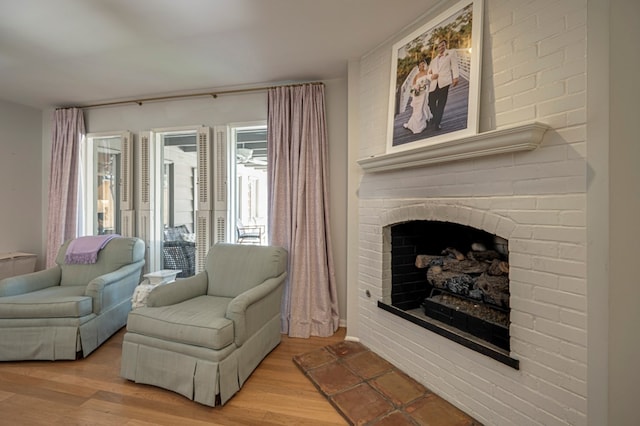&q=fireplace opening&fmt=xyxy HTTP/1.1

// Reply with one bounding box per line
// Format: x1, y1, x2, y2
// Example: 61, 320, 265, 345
383, 220, 516, 367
